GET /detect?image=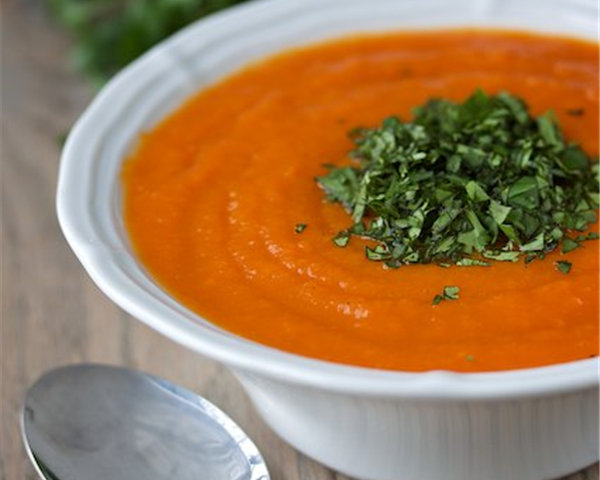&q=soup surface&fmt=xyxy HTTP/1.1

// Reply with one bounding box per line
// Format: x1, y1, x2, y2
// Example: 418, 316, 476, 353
123, 30, 599, 372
